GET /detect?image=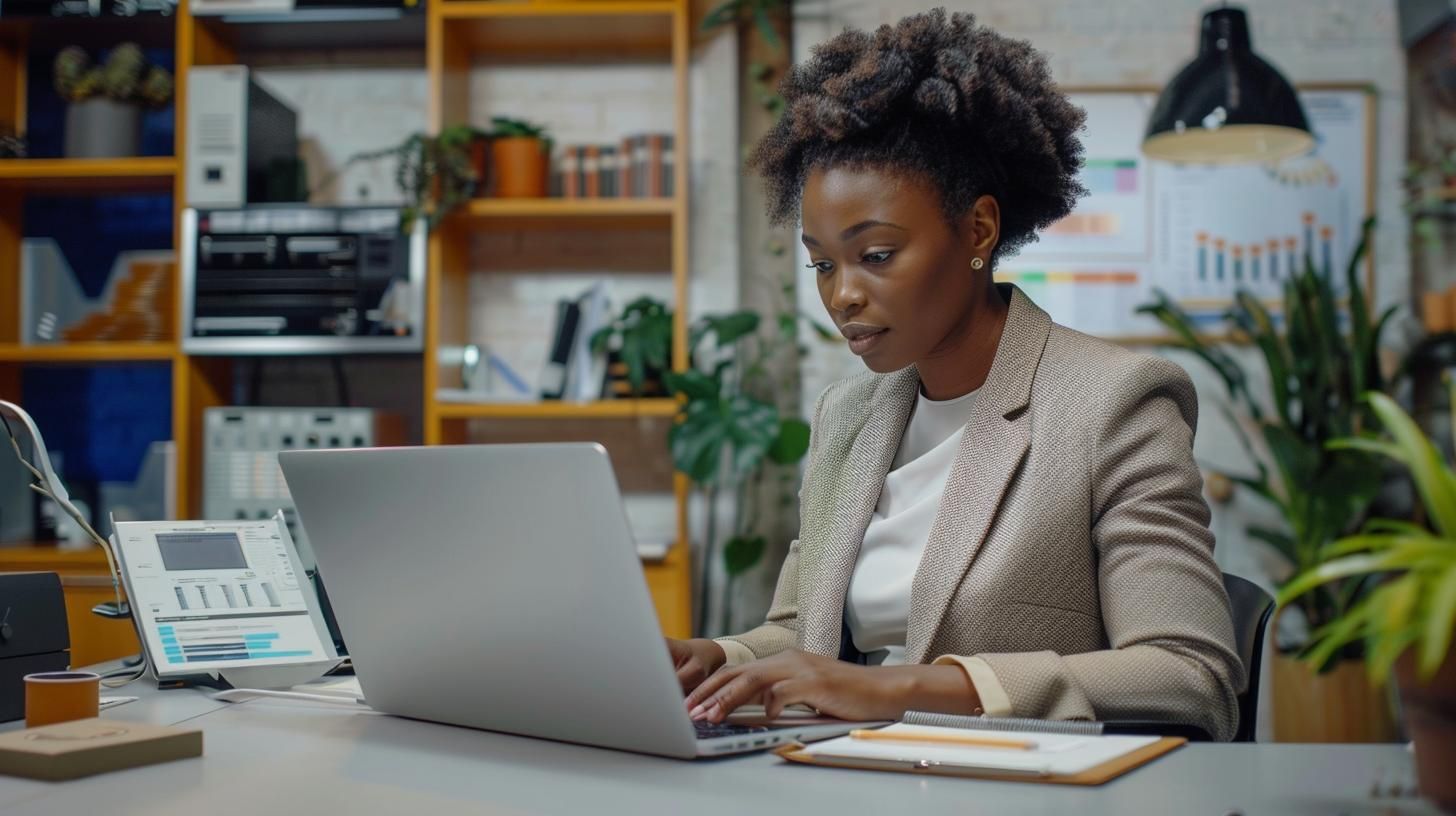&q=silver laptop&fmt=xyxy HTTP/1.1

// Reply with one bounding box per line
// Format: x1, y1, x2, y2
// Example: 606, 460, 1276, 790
278, 442, 873, 758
